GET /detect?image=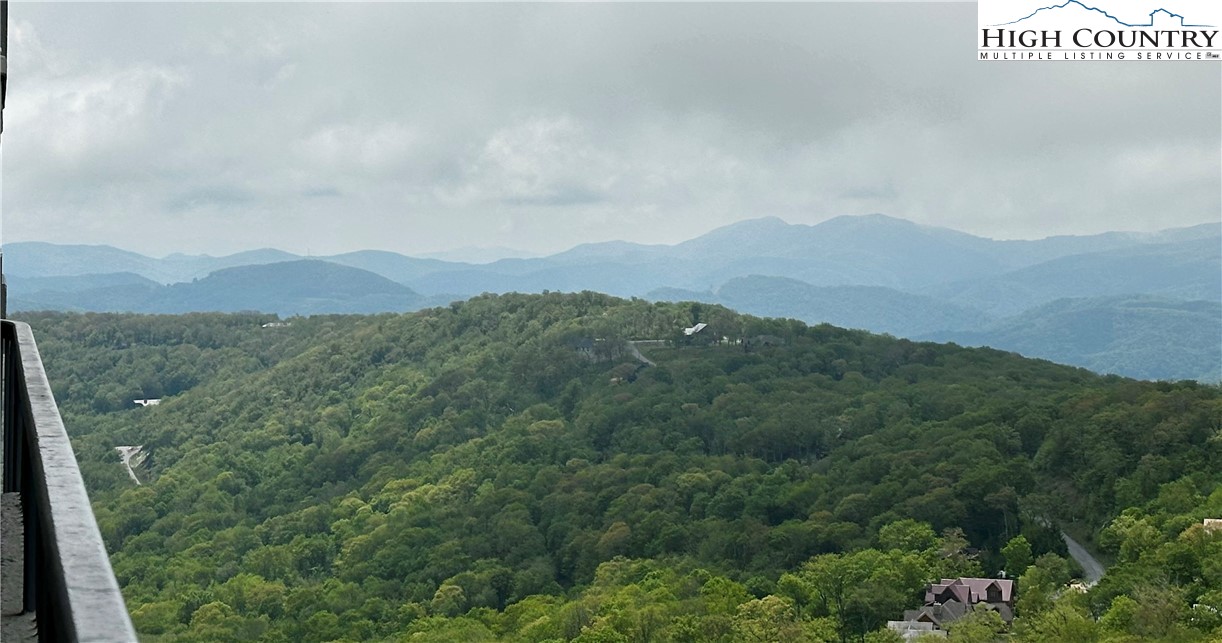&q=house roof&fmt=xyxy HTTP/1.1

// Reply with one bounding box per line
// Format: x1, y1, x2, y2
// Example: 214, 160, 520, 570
957, 578, 1014, 604
904, 600, 969, 628
976, 602, 1015, 623
926, 578, 1014, 606
926, 583, 972, 605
